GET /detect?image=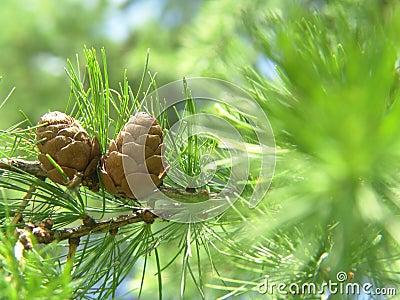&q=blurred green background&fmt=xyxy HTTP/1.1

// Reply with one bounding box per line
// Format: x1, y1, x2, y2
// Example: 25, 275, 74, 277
0, 0, 261, 129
